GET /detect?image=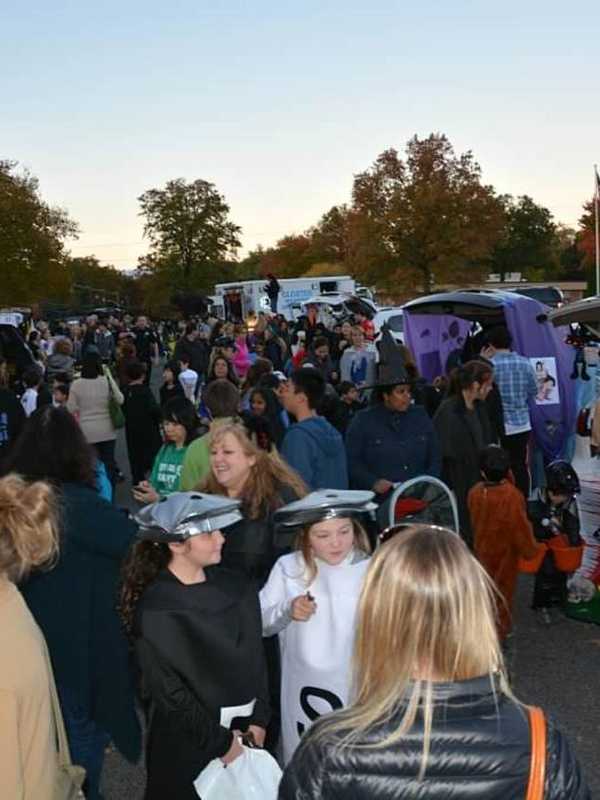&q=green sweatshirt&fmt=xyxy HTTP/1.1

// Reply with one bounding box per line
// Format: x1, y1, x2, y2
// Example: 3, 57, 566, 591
150, 444, 188, 497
